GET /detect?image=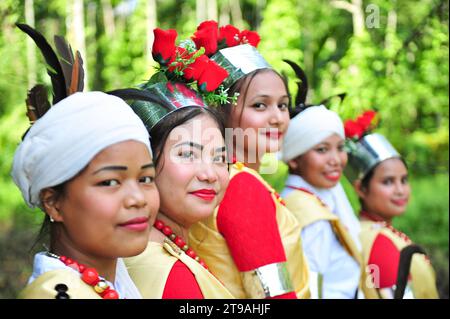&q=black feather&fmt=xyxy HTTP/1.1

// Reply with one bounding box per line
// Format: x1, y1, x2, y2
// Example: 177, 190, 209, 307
75, 51, 85, 93
16, 23, 67, 104
25, 84, 51, 123
283, 59, 308, 107
319, 93, 347, 108
53, 35, 75, 91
